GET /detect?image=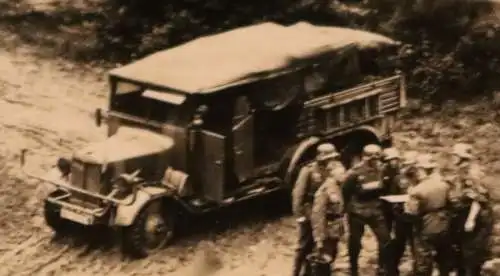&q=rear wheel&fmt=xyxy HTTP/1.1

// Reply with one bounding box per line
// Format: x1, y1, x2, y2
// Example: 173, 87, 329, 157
122, 199, 176, 258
